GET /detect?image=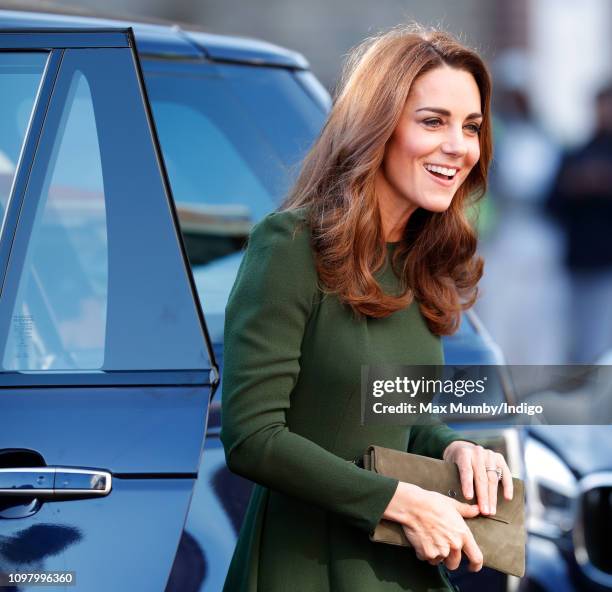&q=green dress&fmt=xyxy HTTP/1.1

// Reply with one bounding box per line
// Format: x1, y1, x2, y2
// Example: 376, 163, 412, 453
221, 208, 465, 591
